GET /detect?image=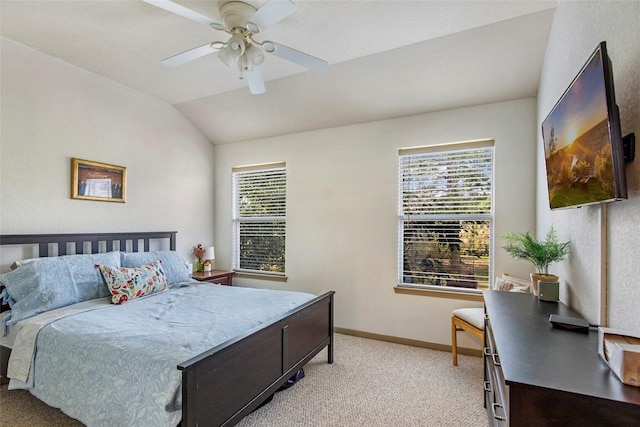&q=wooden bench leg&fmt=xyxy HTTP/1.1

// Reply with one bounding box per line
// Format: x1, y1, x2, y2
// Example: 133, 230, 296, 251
451, 315, 458, 366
